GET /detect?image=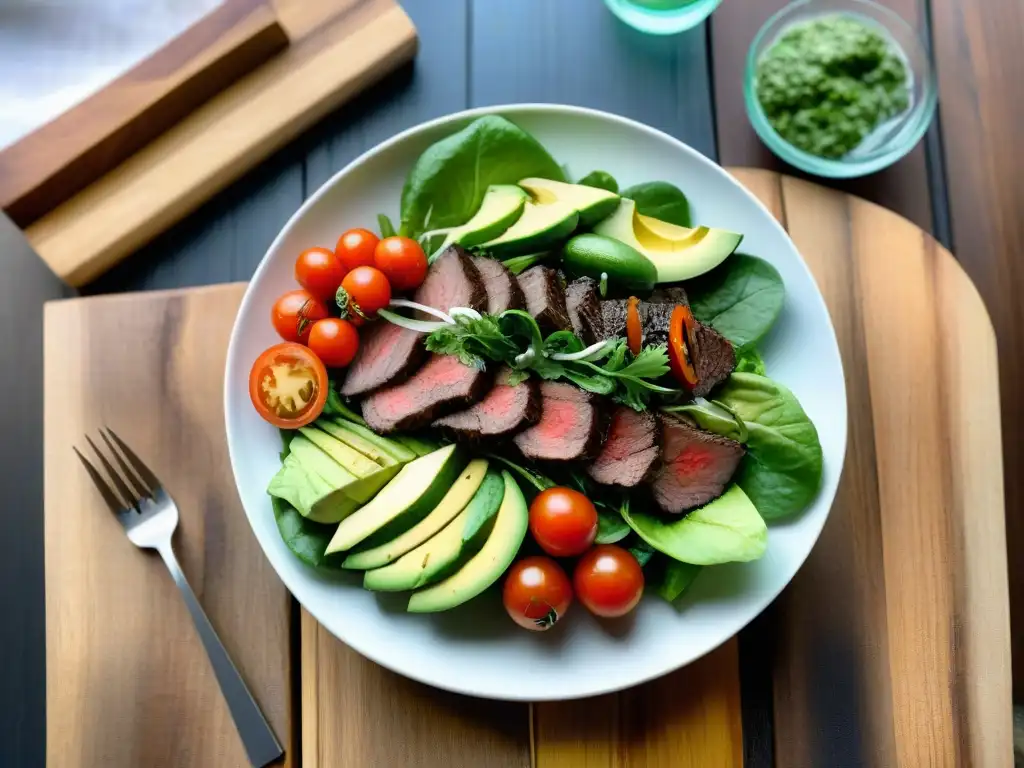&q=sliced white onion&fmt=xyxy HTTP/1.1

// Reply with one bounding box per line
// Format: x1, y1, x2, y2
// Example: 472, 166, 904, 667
449, 306, 482, 322
514, 348, 536, 368
550, 339, 612, 362
387, 299, 455, 325
377, 308, 450, 333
